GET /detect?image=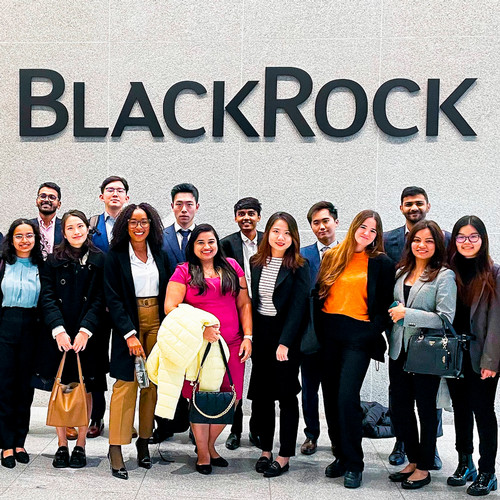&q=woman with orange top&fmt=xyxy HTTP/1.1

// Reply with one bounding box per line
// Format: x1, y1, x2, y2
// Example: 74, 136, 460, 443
316, 210, 394, 489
